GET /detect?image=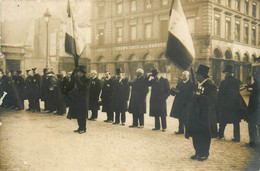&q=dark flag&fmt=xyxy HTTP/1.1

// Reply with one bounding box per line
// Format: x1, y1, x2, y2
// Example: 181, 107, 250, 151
166, 0, 195, 70
65, 0, 85, 67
